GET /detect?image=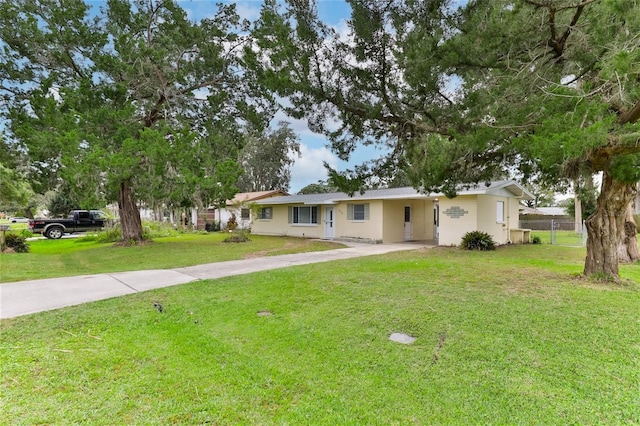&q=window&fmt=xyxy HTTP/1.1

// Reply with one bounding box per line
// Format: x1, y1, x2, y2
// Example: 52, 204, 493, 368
288, 206, 318, 224
240, 208, 250, 220
347, 203, 370, 221
496, 201, 505, 223
91, 211, 108, 220
258, 207, 272, 220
